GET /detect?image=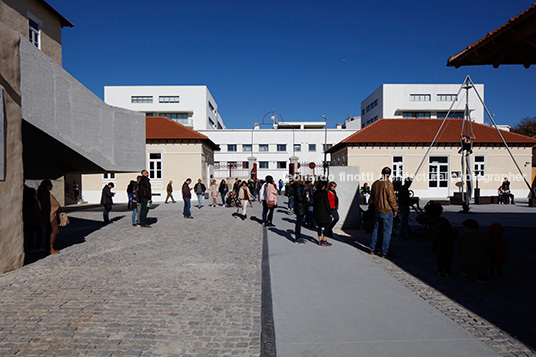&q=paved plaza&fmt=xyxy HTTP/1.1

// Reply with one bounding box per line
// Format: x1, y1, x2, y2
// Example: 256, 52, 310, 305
0, 198, 535, 356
